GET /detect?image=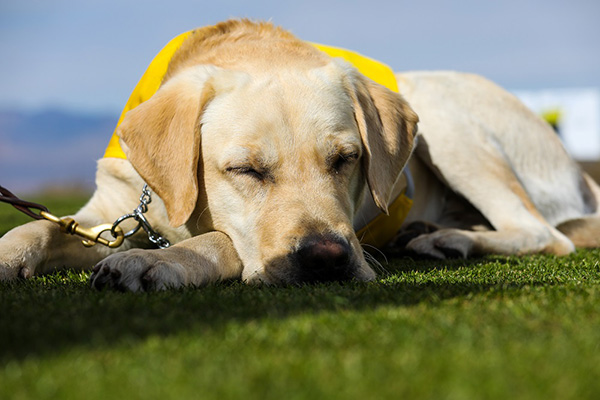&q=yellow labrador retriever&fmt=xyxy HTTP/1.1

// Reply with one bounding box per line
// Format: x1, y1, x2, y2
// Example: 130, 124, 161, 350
1, 20, 599, 290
